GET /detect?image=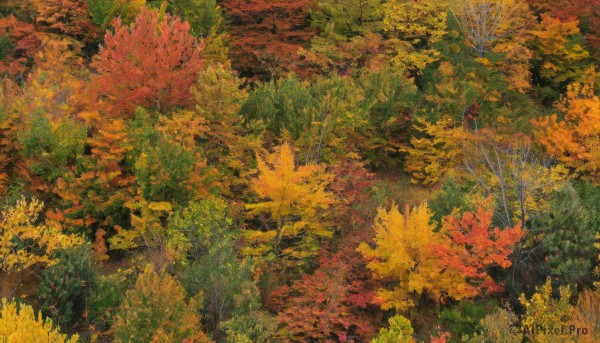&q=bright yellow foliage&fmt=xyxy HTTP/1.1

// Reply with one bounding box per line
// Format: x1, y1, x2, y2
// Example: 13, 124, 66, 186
404, 116, 466, 184
0, 197, 83, 273
108, 197, 173, 250
0, 298, 78, 342
383, 0, 447, 73
246, 142, 335, 263
358, 203, 467, 311
519, 278, 576, 343
532, 68, 600, 184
